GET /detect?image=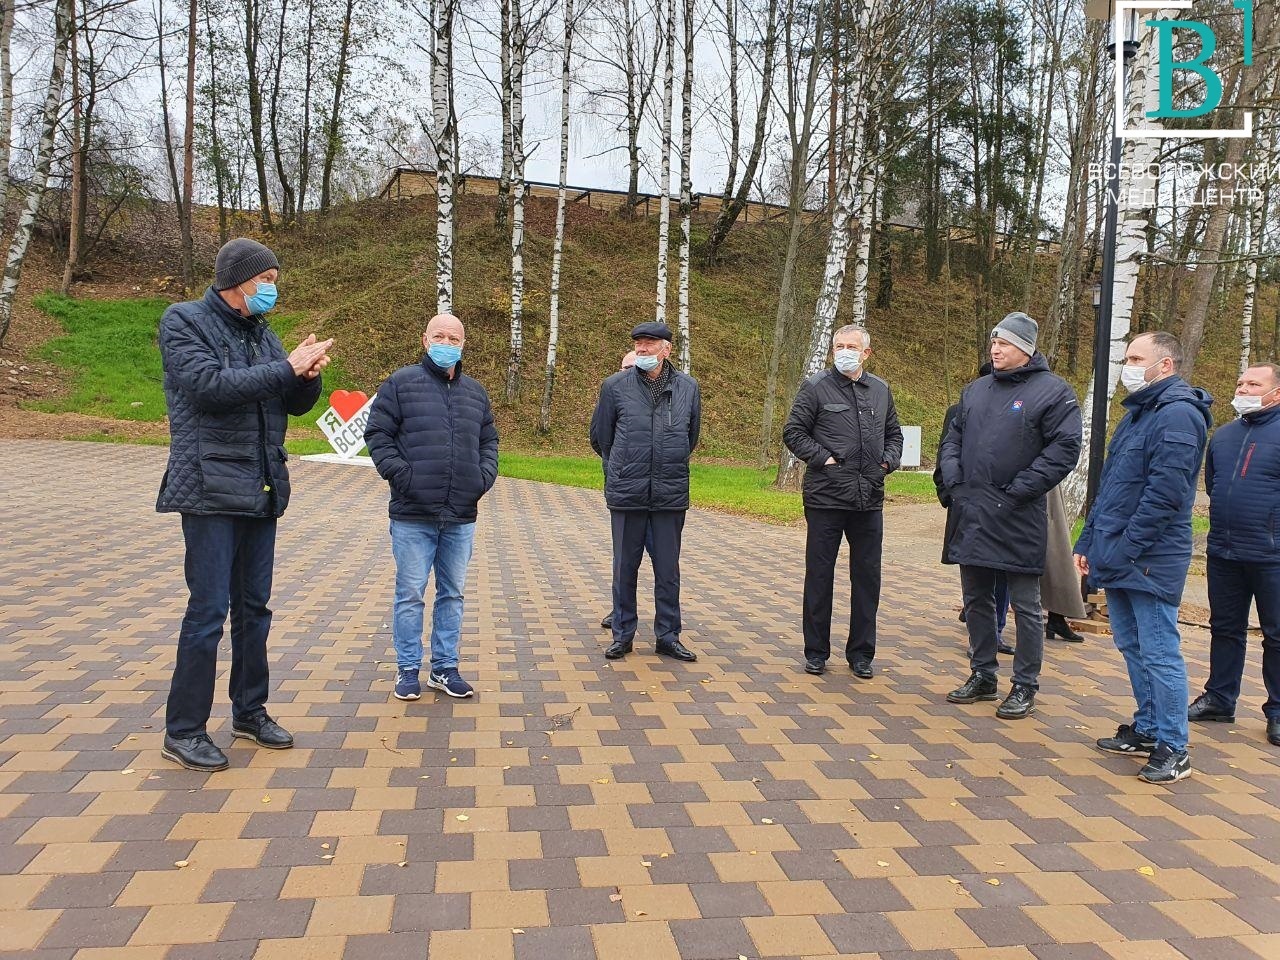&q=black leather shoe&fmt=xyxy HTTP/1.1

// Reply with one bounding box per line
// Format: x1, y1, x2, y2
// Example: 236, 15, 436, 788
1046, 612, 1085, 643
1268, 717, 1280, 747
232, 713, 294, 749
600, 613, 613, 629
804, 658, 825, 675
997, 641, 1015, 656
604, 639, 633, 660
656, 639, 697, 662
947, 671, 998, 704
162, 734, 229, 772
1187, 693, 1235, 723
851, 660, 873, 679
995, 684, 1036, 719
